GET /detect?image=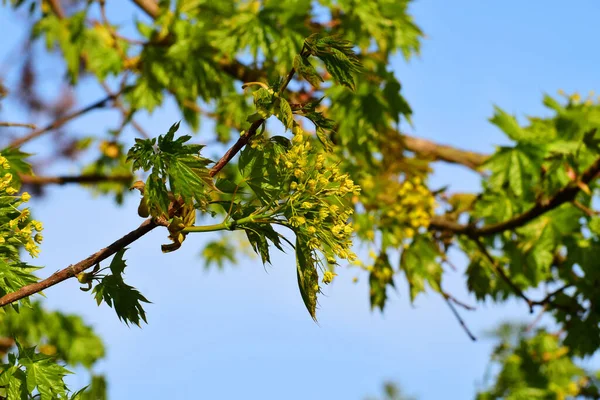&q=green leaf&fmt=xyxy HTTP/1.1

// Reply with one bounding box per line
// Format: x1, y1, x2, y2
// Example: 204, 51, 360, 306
278, 97, 294, 130
92, 250, 150, 326
202, 239, 237, 270
17, 343, 71, 399
482, 146, 541, 198
145, 171, 170, 218
369, 252, 395, 311
0, 301, 105, 368
243, 223, 285, 265
293, 55, 323, 87
304, 34, 362, 90
295, 236, 319, 321
0, 148, 33, 189
399, 236, 442, 301
168, 156, 215, 206
6, 368, 28, 400
78, 375, 107, 400
504, 217, 560, 287
245, 228, 271, 265
0, 260, 40, 309
490, 107, 526, 142
238, 144, 263, 179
